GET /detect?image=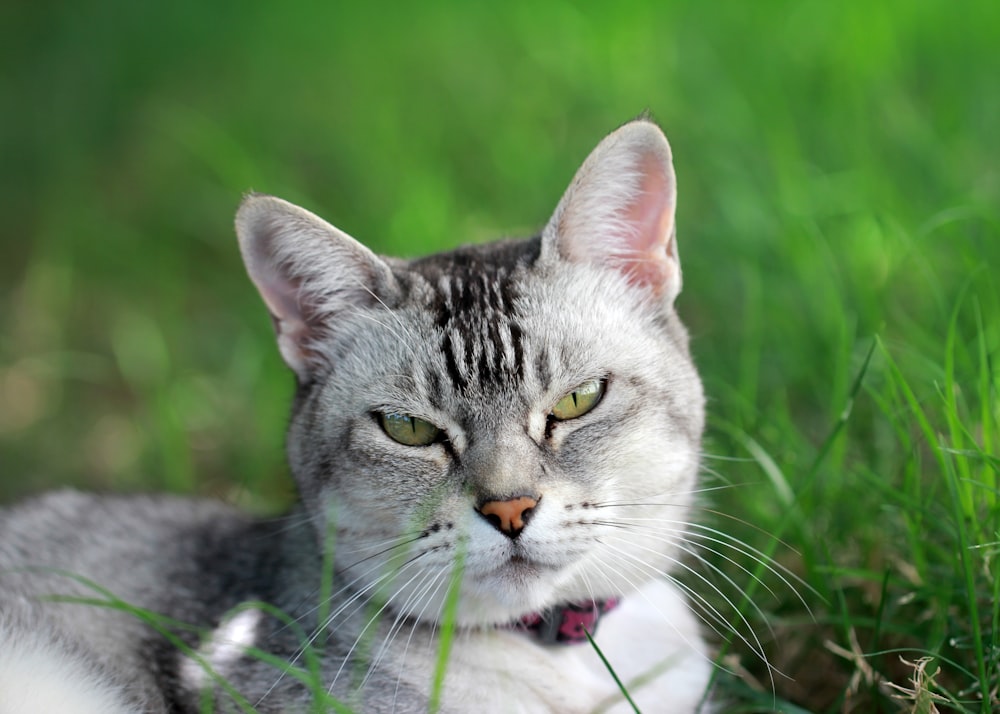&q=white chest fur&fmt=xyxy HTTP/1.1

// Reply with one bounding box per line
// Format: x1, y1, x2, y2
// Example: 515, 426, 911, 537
397, 579, 711, 714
